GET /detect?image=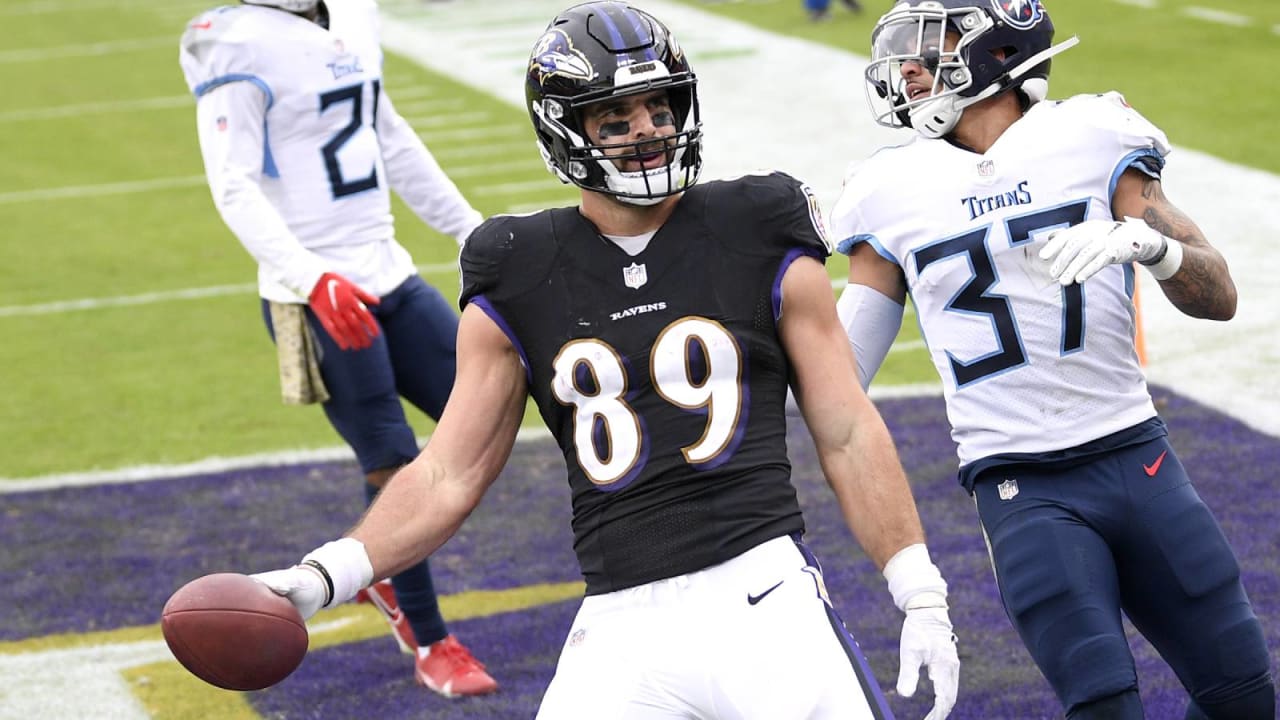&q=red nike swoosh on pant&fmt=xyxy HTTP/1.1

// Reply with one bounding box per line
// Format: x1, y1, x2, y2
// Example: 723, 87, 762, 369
1143, 450, 1168, 476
